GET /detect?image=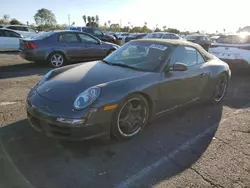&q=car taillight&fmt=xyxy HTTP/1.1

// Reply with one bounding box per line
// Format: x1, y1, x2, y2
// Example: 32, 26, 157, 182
238, 46, 250, 50
25, 42, 36, 49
